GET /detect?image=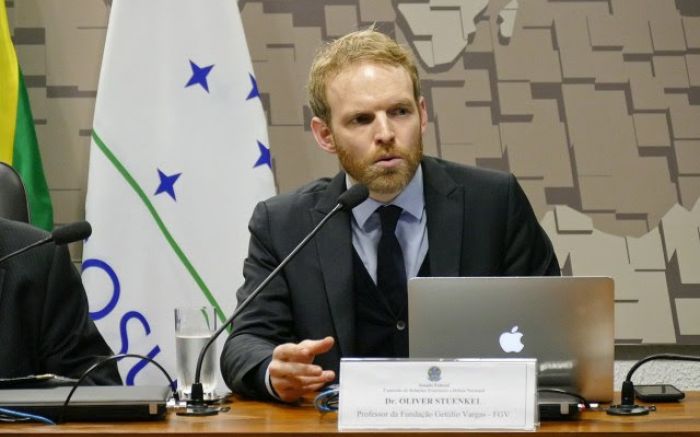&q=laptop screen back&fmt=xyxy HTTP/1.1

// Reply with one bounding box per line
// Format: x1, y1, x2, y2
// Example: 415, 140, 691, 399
407, 276, 614, 402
